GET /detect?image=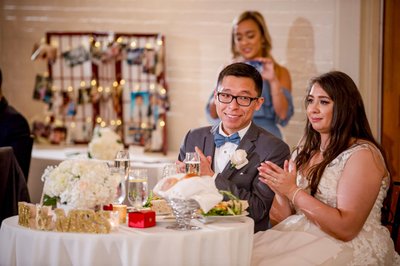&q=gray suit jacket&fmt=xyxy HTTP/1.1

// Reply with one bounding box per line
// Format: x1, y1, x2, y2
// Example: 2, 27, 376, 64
179, 123, 290, 232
